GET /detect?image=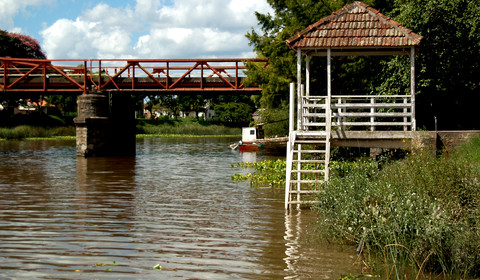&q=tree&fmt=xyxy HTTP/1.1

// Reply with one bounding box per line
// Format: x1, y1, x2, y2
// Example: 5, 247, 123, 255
247, 0, 480, 130
158, 95, 180, 119
245, 0, 376, 109
0, 30, 46, 59
214, 102, 253, 127
387, 0, 480, 129
178, 94, 208, 119
0, 30, 47, 125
